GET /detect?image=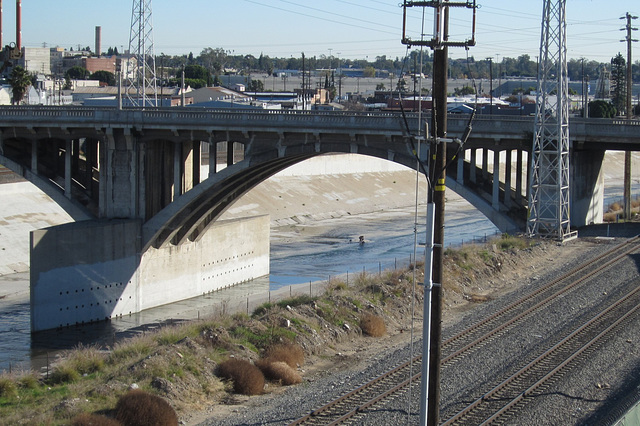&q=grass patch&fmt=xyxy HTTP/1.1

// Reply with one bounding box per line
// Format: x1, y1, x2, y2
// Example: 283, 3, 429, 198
497, 234, 530, 251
